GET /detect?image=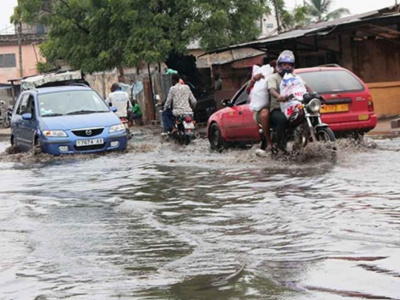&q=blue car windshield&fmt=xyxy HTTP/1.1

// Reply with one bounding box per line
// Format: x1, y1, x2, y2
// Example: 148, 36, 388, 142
38, 90, 109, 117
